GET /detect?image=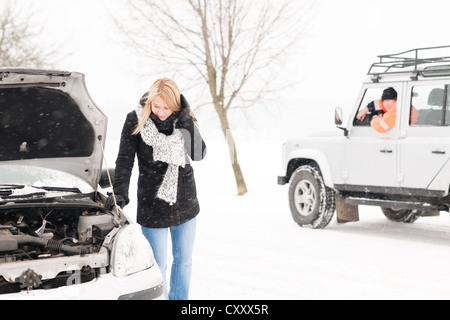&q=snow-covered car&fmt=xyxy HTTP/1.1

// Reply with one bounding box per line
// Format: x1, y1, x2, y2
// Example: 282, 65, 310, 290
0, 69, 163, 299
278, 46, 450, 229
